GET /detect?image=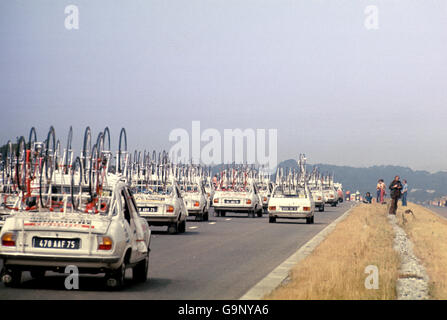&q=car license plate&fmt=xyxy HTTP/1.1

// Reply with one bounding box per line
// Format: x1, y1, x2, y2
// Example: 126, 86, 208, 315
140, 207, 158, 213
32, 237, 80, 249
281, 206, 298, 211
224, 200, 240, 204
